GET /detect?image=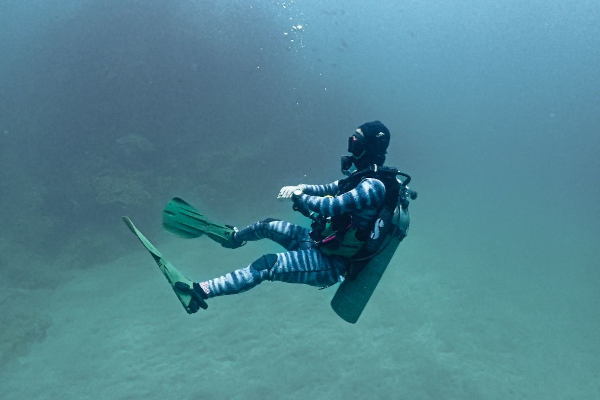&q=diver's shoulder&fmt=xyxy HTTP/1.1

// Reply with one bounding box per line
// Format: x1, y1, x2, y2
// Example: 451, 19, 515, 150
361, 177, 386, 192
